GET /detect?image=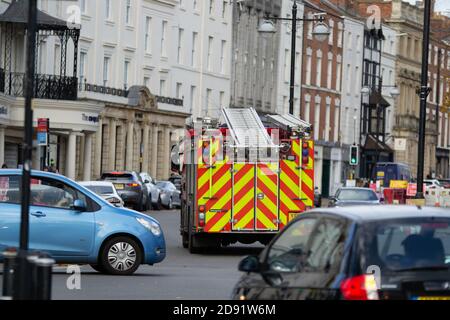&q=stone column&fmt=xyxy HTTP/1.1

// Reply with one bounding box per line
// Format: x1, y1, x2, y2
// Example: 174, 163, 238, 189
94, 117, 103, 179
162, 126, 171, 179
83, 132, 93, 180
126, 120, 134, 171
66, 131, 77, 179
150, 124, 159, 176
0, 126, 5, 166
142, 123, 150, 173
108, 119, 117, 171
